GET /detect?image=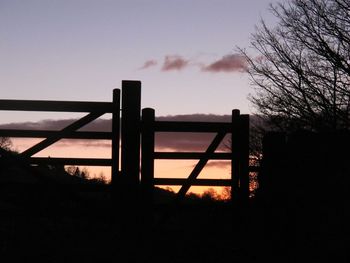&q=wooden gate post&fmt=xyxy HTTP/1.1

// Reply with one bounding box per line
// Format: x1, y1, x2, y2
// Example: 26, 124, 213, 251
231, 109, 240, 202
141, 108, 155, 221
111, 88, 120, 202
231, 110, 250, 203
239, 114, 250, 203
121, 80, 141, 188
